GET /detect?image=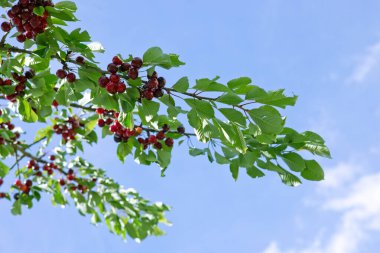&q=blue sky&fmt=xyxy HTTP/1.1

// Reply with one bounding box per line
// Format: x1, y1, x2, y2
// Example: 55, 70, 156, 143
1, 0, 380, 252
